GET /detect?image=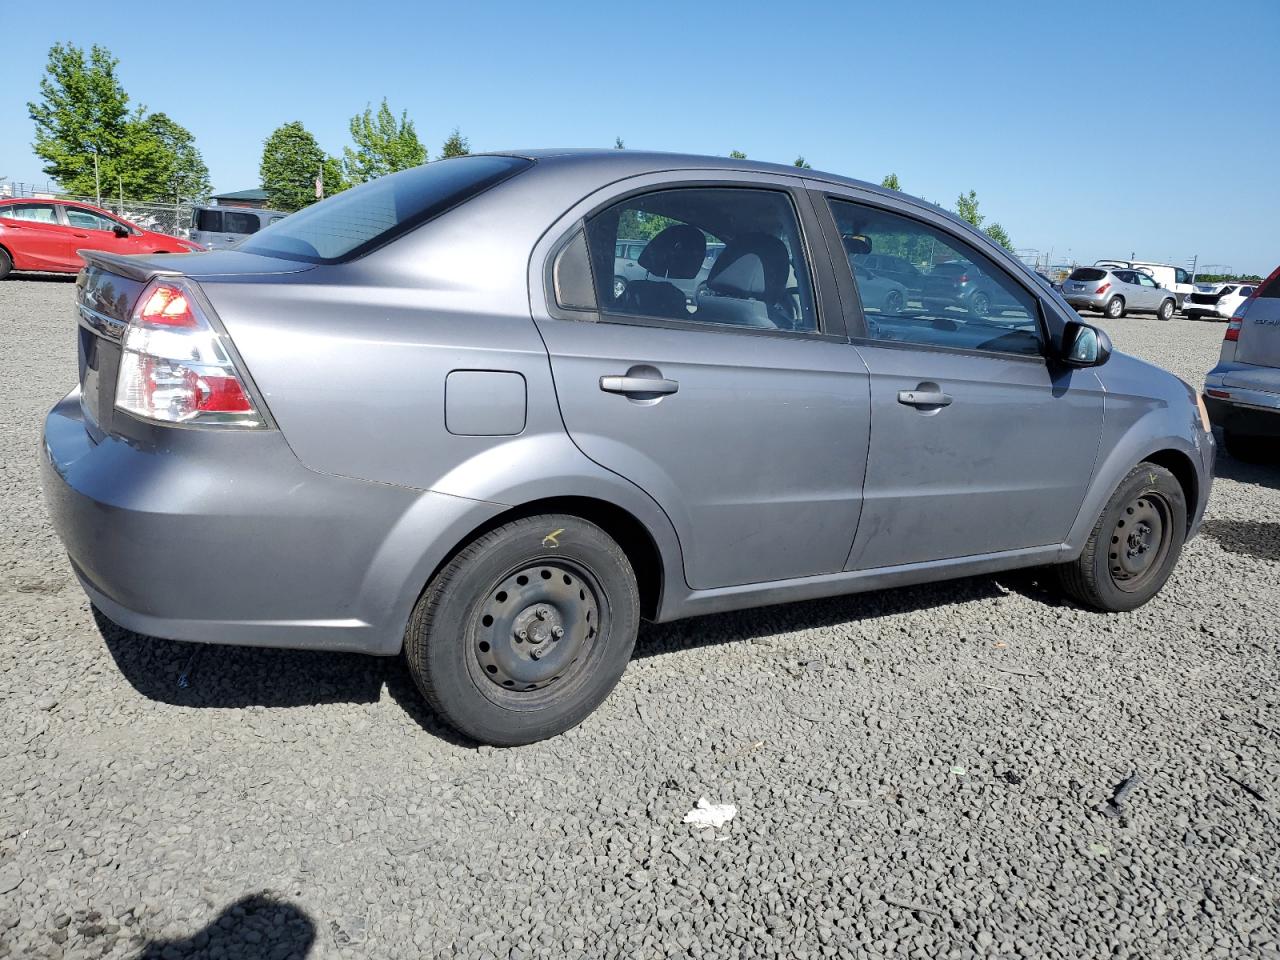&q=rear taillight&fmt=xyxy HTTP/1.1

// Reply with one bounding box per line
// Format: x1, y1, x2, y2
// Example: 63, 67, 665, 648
1095, 283, 1111, 295
1224, 316, 1243, 342
116, 279, 264, 427
956, 274, 969, 284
